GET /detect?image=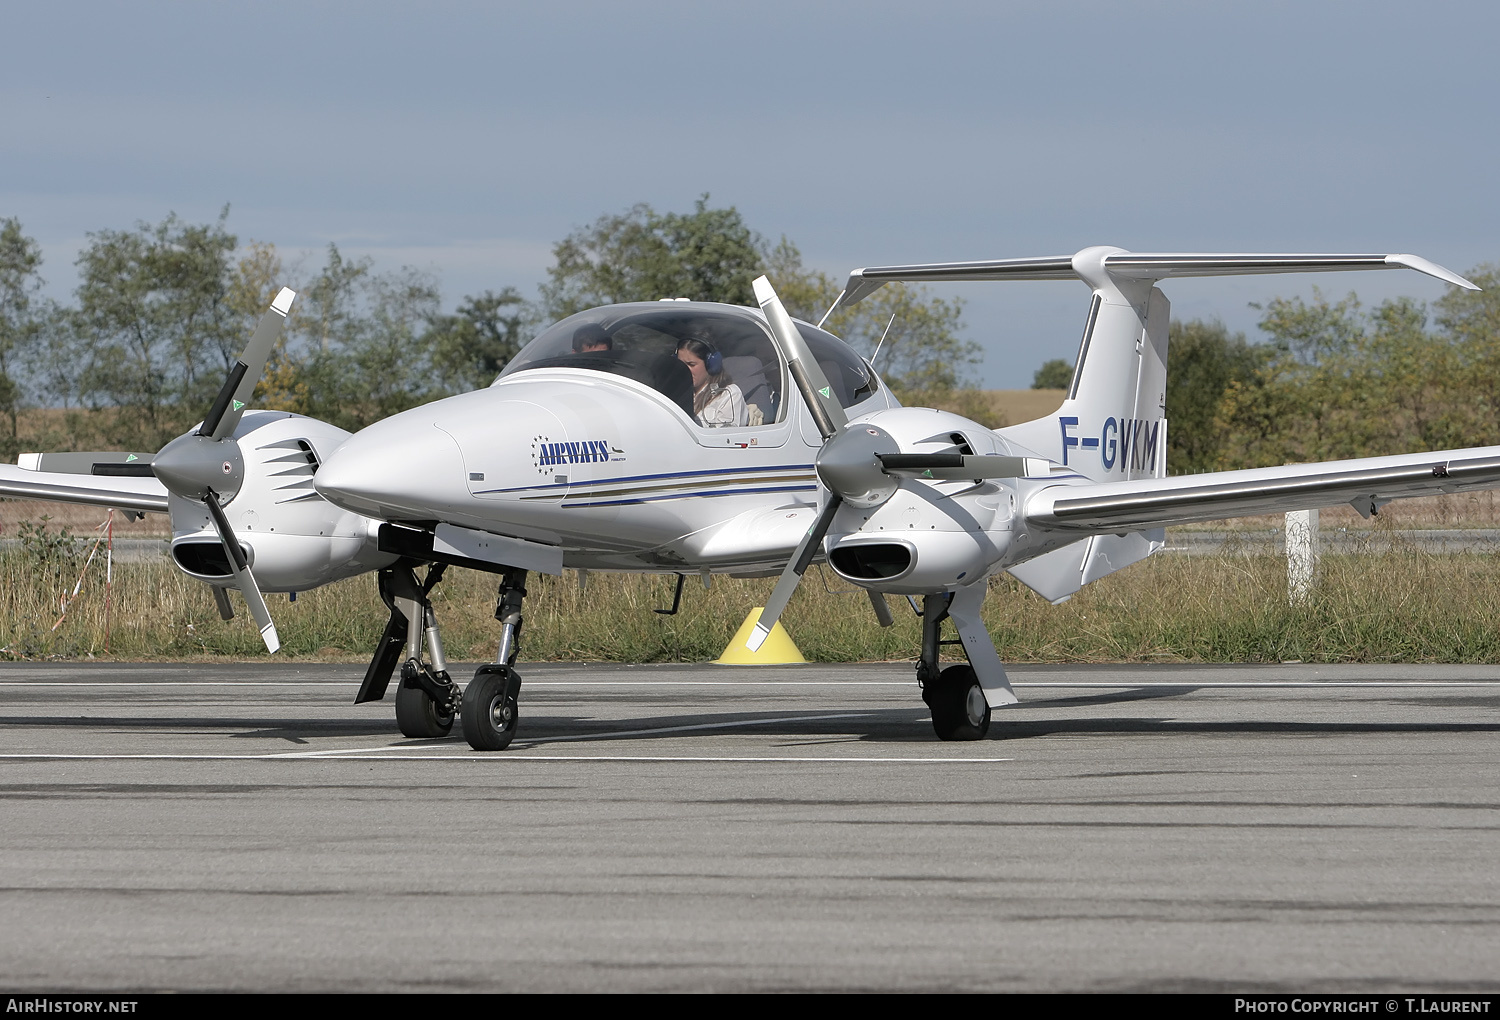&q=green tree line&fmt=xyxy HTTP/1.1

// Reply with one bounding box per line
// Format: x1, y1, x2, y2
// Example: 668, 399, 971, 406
0, 197, 982, 456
